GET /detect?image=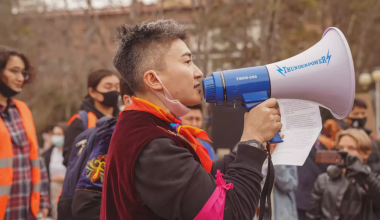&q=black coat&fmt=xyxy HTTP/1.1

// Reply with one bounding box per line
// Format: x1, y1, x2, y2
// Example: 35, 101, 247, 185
295, 141, 330, 211
307, 166, 380, 220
